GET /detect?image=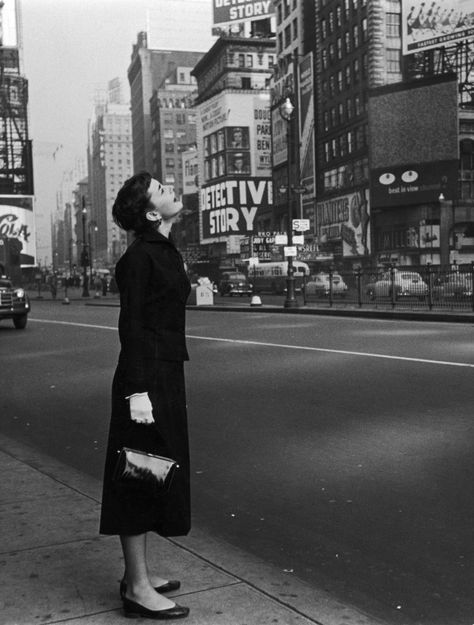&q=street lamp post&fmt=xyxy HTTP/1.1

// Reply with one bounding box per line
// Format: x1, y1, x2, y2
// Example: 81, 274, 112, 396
280, 96, 298, 308
88, 221, 98, 284
81, 201, 90, 297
